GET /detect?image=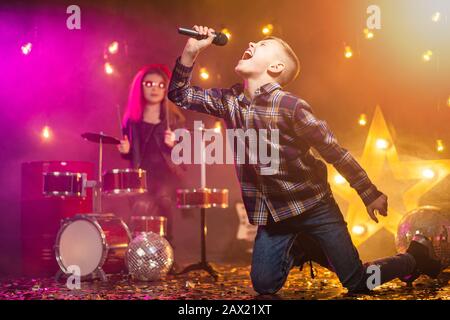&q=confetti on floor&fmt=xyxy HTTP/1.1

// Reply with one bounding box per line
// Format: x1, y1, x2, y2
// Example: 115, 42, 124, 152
1, 264, 449, 300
